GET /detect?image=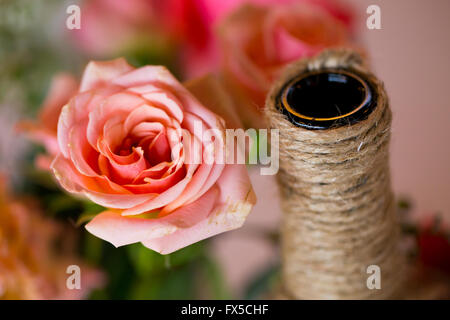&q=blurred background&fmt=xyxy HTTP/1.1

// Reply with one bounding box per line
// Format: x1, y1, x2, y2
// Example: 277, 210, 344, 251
0, 0, 448, 299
